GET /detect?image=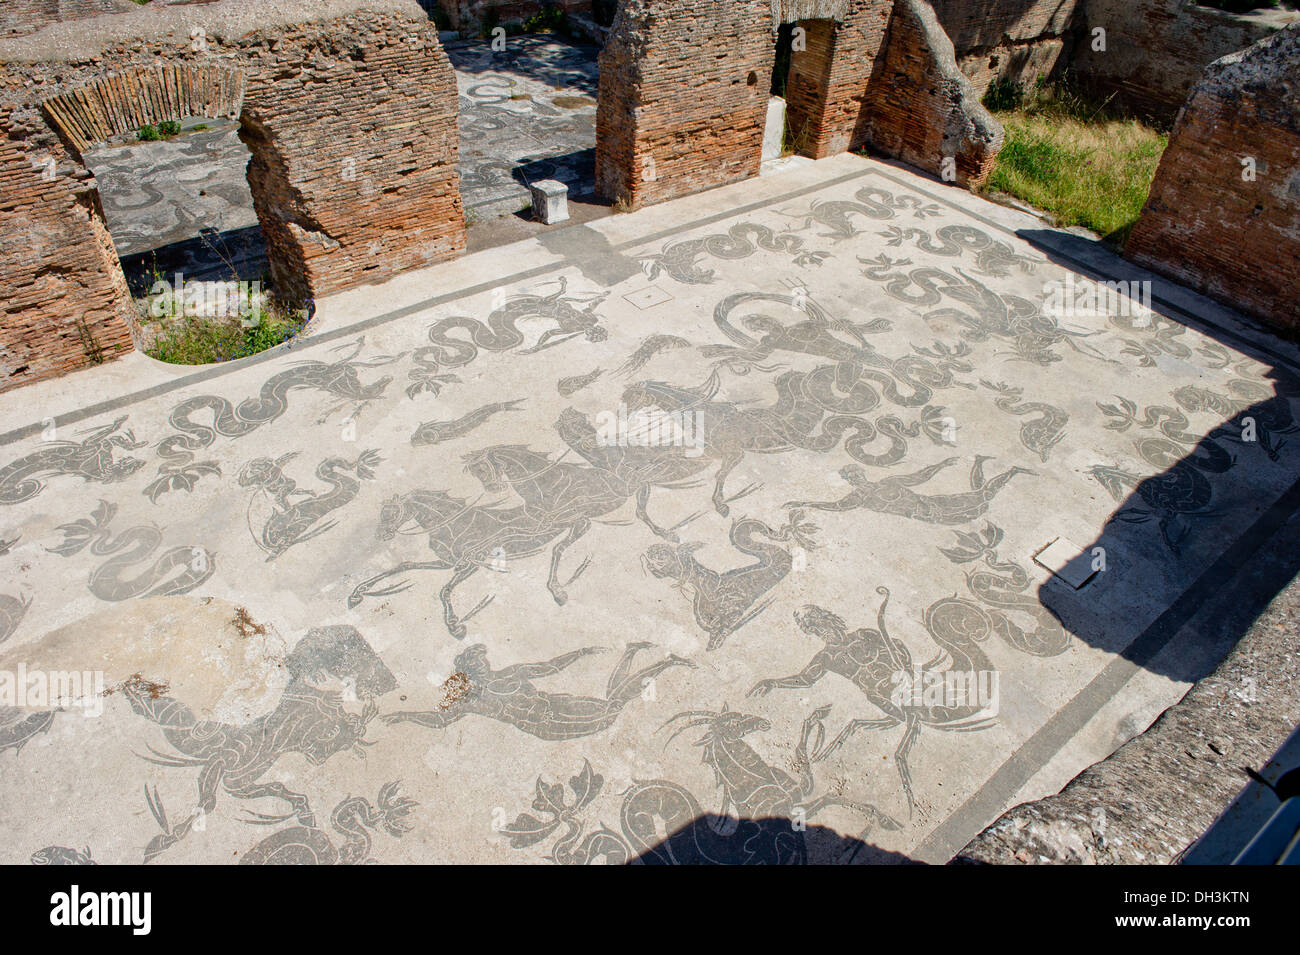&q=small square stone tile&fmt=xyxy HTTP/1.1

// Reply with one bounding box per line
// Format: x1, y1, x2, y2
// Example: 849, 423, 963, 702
623, 285, 674, 310
1034, 536, 1101, 590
